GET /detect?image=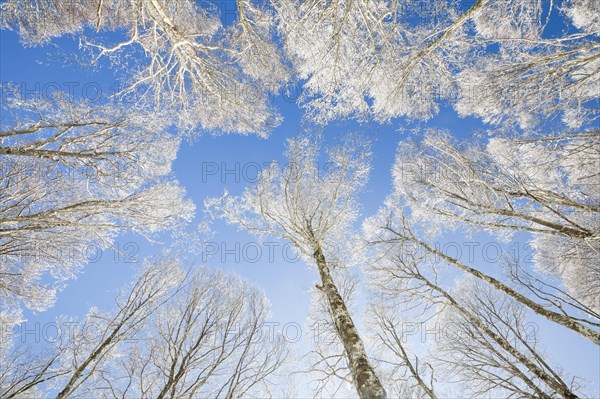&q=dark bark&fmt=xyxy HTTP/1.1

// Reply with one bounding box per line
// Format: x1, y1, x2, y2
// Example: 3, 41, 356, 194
313, 246, 386, 399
